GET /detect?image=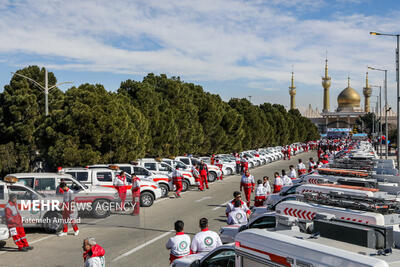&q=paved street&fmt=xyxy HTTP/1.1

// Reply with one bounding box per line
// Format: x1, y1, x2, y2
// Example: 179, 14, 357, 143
0, 151, 316, 267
